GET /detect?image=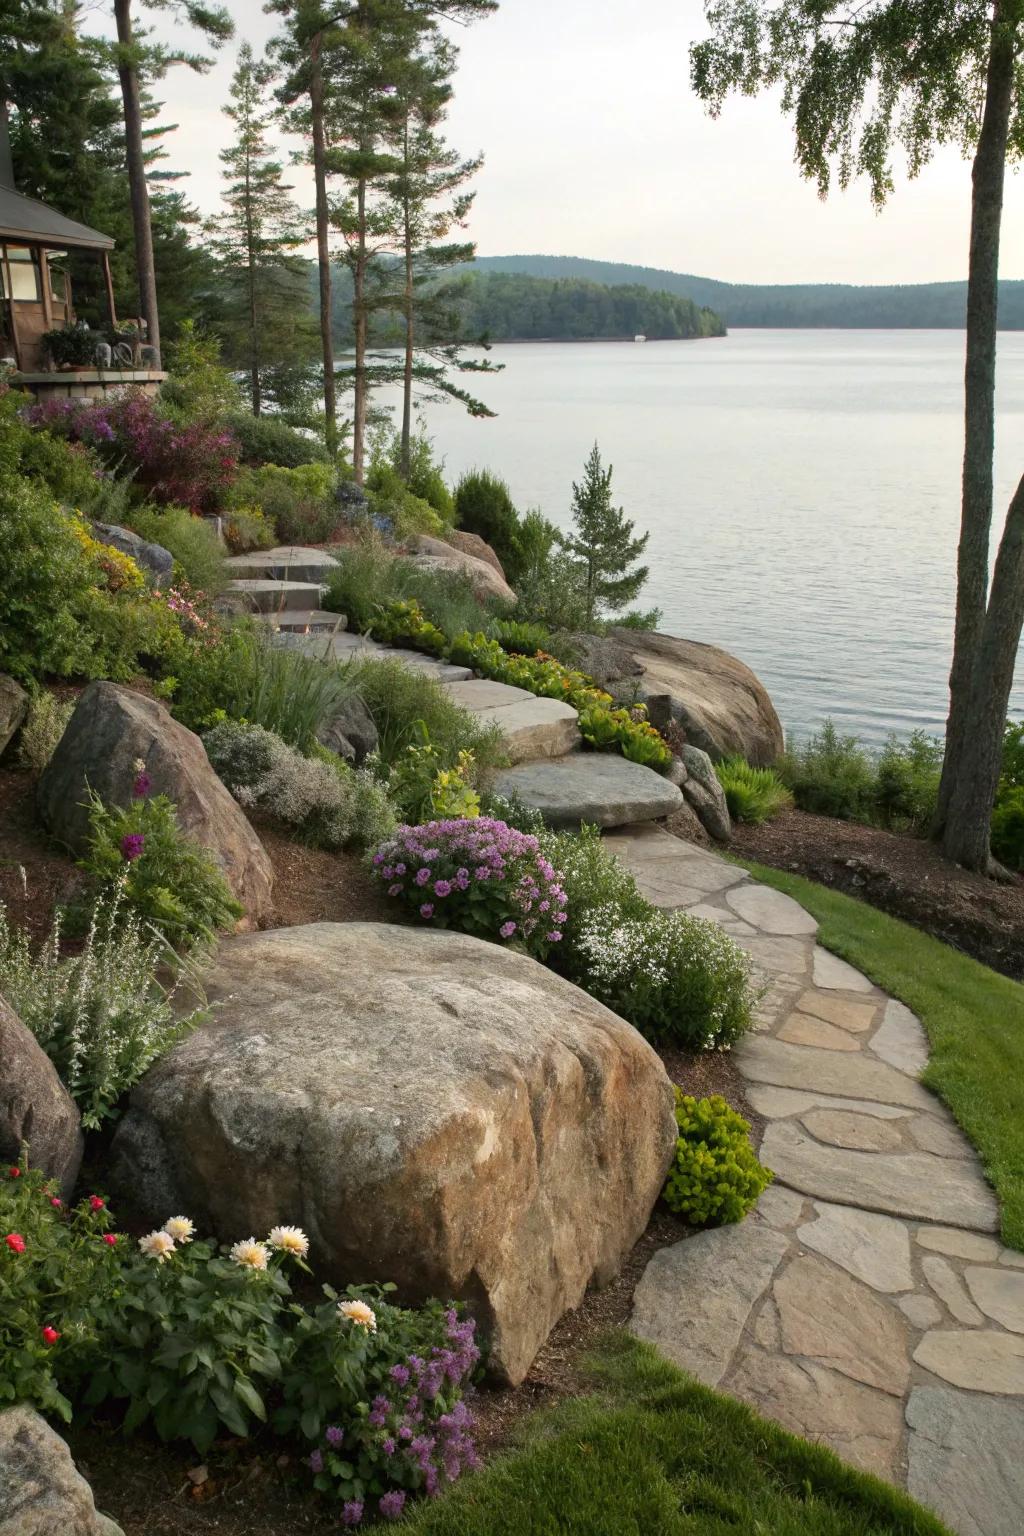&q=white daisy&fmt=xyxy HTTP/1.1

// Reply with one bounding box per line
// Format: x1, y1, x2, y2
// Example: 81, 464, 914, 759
162, 1216, 195, 1244
267, 1225, 309, 1258
229, 1237, 270, 1271
139, 1230, 176, 1262
338, 1299, 377, 1332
